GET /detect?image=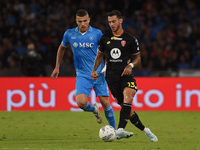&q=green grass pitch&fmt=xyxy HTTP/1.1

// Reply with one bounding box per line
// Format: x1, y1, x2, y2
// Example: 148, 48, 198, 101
0, 111, 199, 150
